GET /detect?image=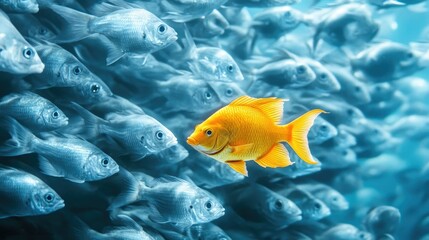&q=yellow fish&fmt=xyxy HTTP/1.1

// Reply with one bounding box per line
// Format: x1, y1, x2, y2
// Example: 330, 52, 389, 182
186, 95, 325, 176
